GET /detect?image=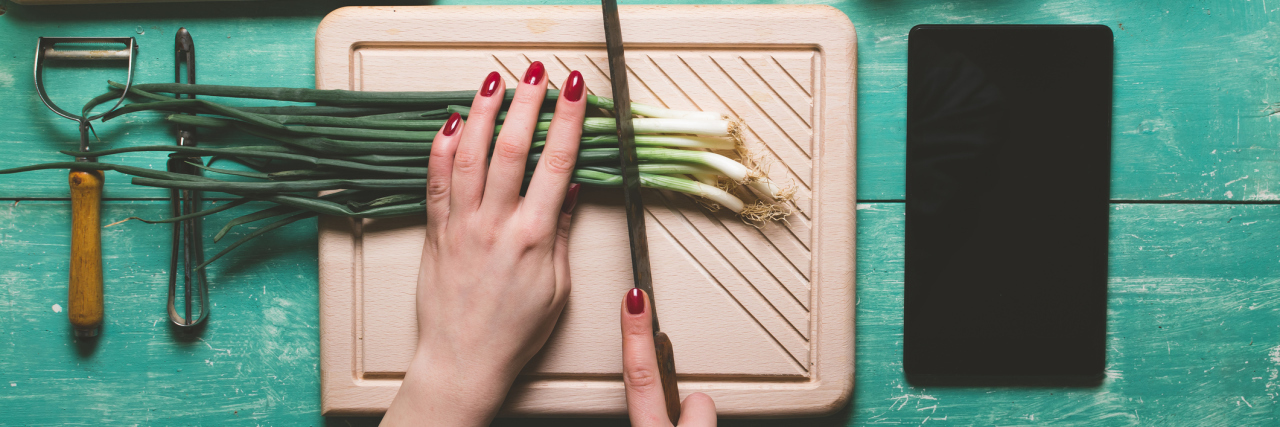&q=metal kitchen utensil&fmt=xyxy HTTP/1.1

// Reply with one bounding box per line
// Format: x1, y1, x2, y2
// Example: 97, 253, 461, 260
34, 37, 137, 337
600, 2, 681, 423
166, 28, 210, 328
